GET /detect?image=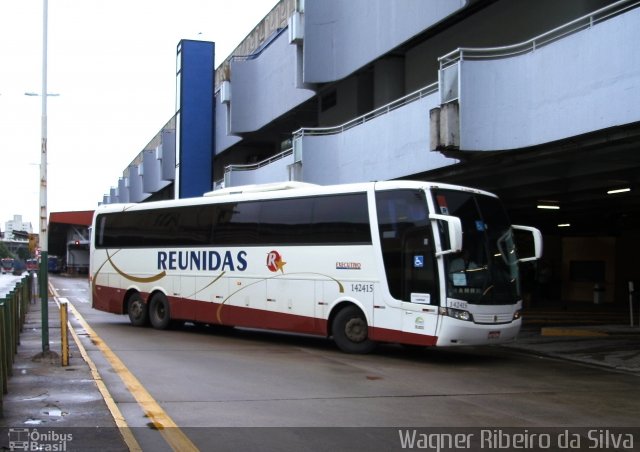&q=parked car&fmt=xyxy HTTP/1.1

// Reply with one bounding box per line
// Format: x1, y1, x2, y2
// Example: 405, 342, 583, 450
26, 258, 39, 273
1, 257, 14, 274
